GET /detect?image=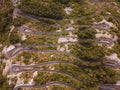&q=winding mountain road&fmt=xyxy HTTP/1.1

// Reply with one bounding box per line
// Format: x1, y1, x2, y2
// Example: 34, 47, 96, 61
99, 84, 120, 90
5, 47, 79, 60
11, 61, 79, 73
13, 81, 79, 90
104, 60, 120, 68
94, 38, 115, 45
5, 41, 78, 57
17, 25, 78, 34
